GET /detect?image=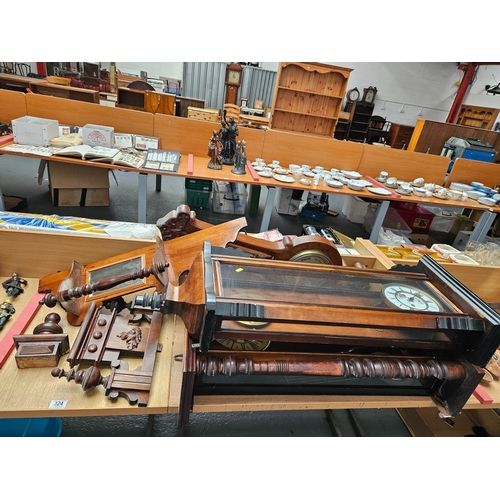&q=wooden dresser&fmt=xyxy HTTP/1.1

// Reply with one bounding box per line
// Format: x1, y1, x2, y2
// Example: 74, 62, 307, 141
387, 123, 415, 150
